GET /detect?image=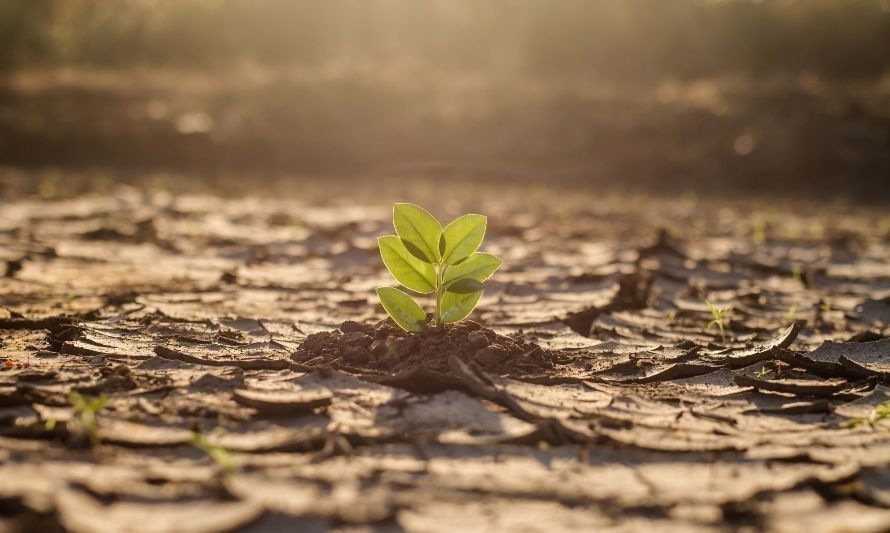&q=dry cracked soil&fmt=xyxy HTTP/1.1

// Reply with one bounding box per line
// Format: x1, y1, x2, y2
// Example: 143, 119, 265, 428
0, 182, 888, 532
